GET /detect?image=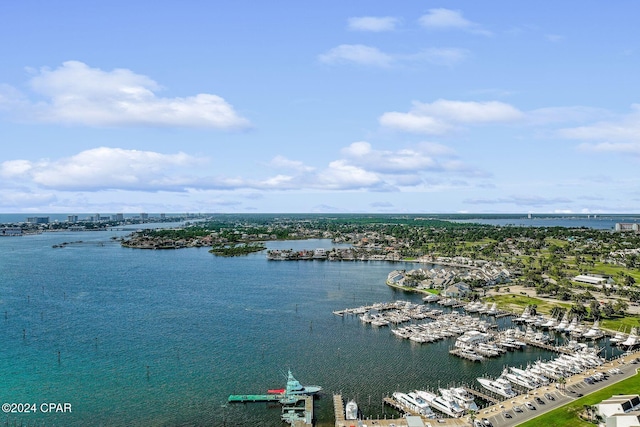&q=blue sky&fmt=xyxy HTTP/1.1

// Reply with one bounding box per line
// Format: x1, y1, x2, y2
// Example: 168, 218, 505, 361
1, 1, 639, 214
